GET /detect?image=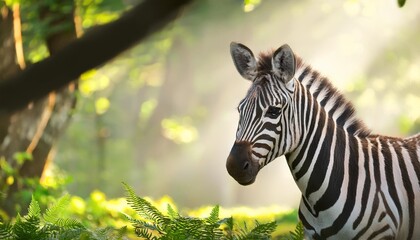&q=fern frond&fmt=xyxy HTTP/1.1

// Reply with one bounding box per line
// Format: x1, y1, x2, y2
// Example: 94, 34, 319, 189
56, 226, 119, 240
92, 226, 115, 239
205, 205, 220, 225
53, 227, 90, 240
12, 195, 96, 240
234, 220, 277, 240
123, 183, 169, 226
0, 222, 13, 240
248, 220, 277, 238
137, 220, 161, 233
43, 194, 71, 224
166, 204, 178, 219
282, 221, 305, 240
13, 215, 43, 240
219, 217, 234, 230
219, 217, 234, 240
114, 226, 128, 240
55, 218, 85, 230
40, 223, 57, 237
27, 196, 41, 218
74, 226, 126, 240
234, 221, 249, 240
200, 205, 224, 239
135, 227, 155, 240
123, 212, 161, 233
125, 212, 163, 239
163, 216, 201, 239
